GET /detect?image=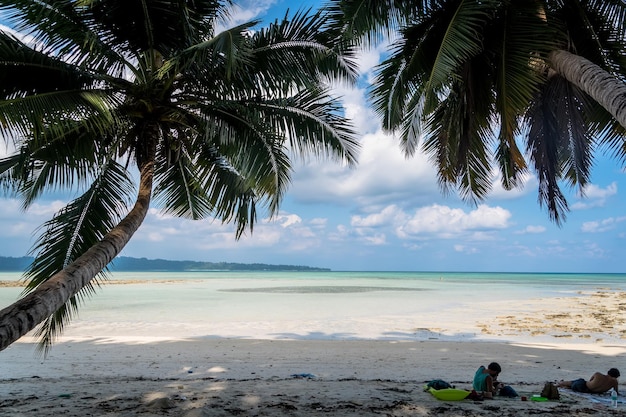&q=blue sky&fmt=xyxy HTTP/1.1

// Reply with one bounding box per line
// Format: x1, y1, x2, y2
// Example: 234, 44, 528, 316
1, 0, 625, 272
